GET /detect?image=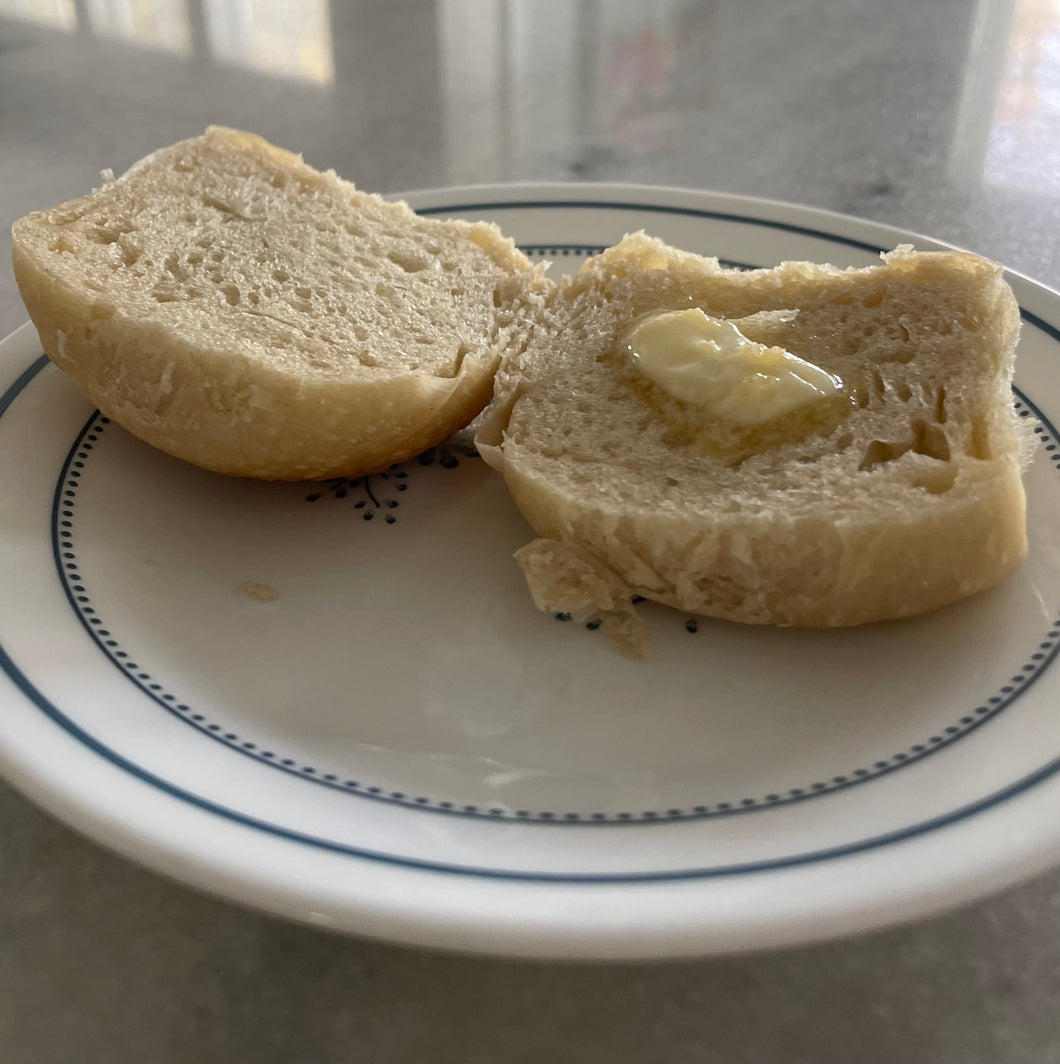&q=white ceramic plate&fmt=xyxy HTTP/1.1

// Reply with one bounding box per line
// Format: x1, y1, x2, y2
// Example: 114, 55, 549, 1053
0, 184, 1058, 961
